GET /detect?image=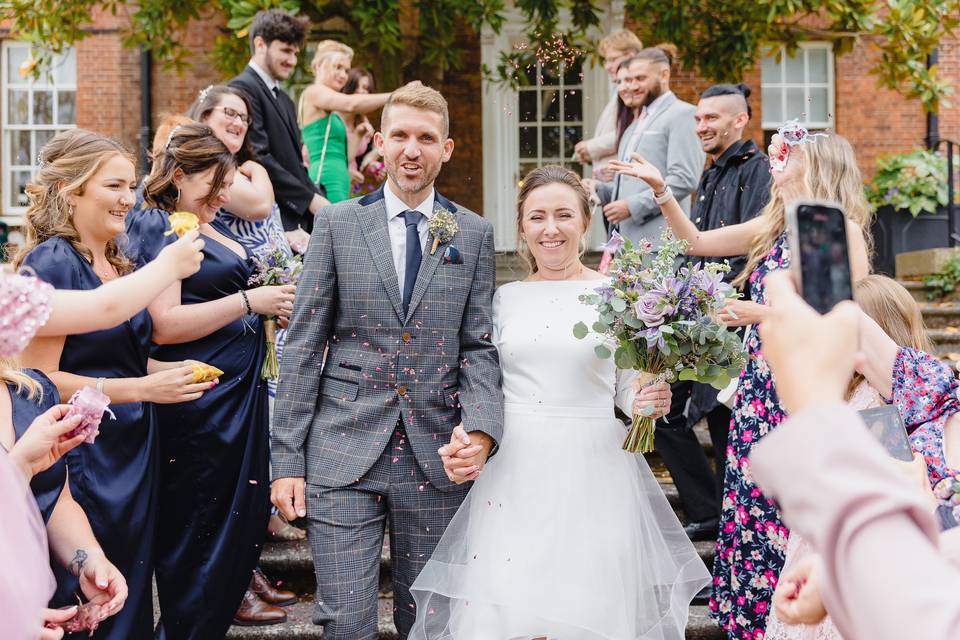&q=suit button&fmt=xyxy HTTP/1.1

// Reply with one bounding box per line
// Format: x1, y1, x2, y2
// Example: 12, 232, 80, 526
397, 385, 408, 397
402, 332, 412, 344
